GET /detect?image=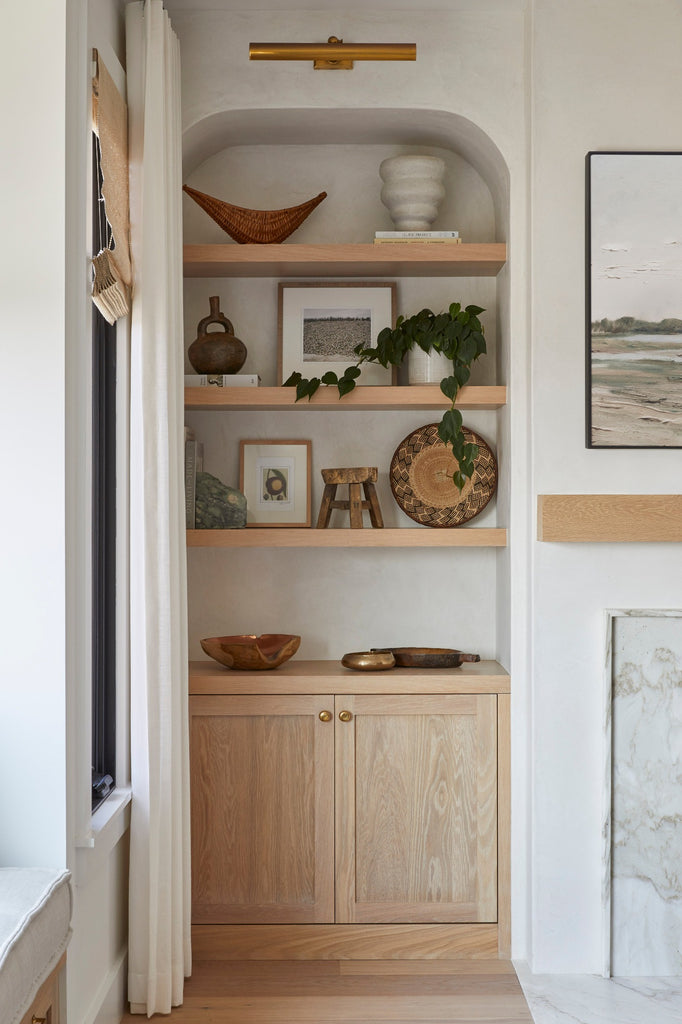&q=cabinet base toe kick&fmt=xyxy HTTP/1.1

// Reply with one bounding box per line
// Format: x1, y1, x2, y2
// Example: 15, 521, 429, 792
191, 924, 504, 960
